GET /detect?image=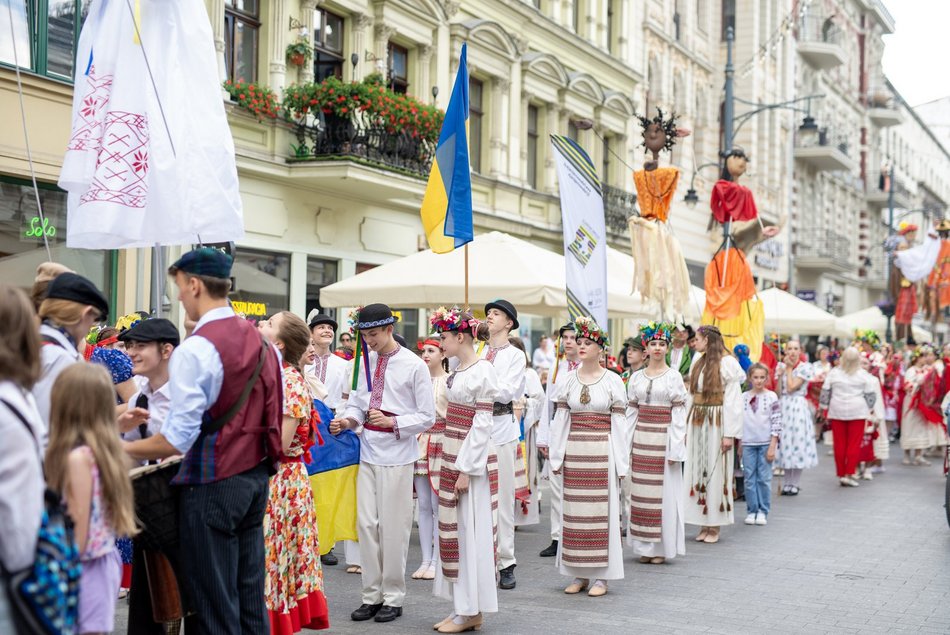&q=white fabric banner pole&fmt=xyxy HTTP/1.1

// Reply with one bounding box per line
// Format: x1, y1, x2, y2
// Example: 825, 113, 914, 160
550, 135, 608, 331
